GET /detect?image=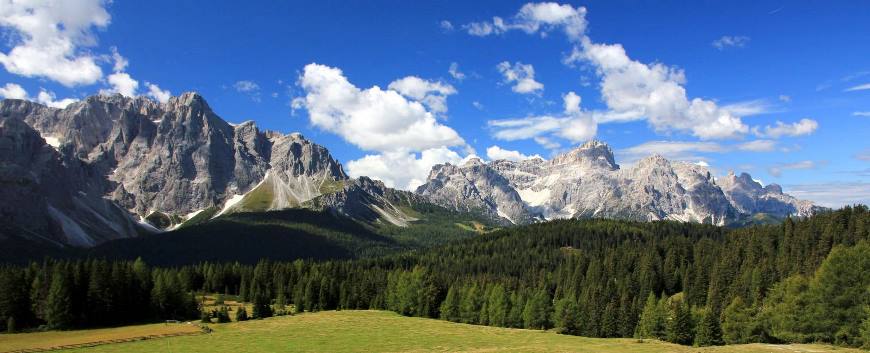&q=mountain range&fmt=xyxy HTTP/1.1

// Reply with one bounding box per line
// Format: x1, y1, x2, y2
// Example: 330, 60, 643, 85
0, 93, 823, 248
